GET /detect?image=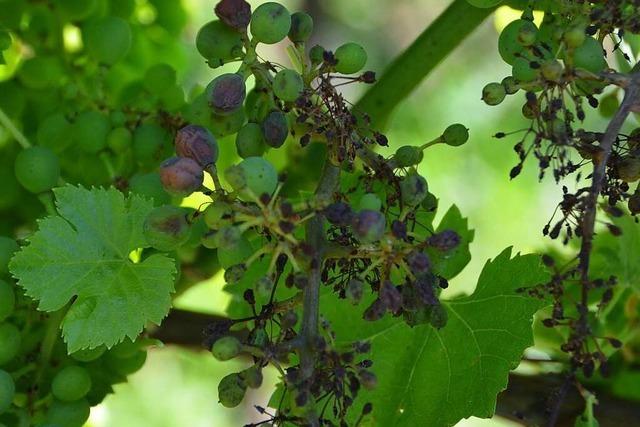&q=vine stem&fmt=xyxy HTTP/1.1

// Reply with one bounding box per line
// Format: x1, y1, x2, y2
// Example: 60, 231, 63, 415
0, 106, 31, 149
298, 160, 339, 423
